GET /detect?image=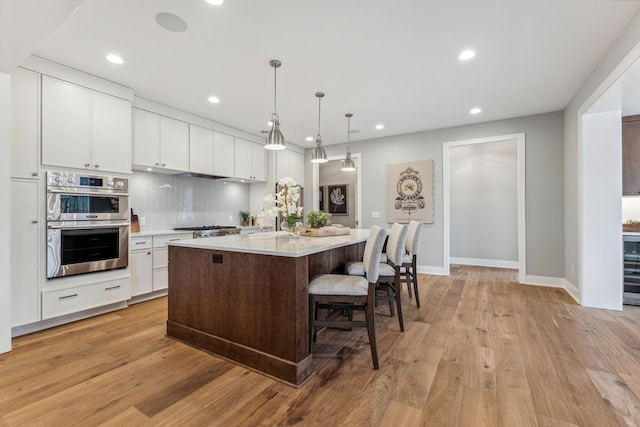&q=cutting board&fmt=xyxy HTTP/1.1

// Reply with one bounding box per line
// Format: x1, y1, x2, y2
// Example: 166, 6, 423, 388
131, 208, 140, 233
300, 226, 350, 237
